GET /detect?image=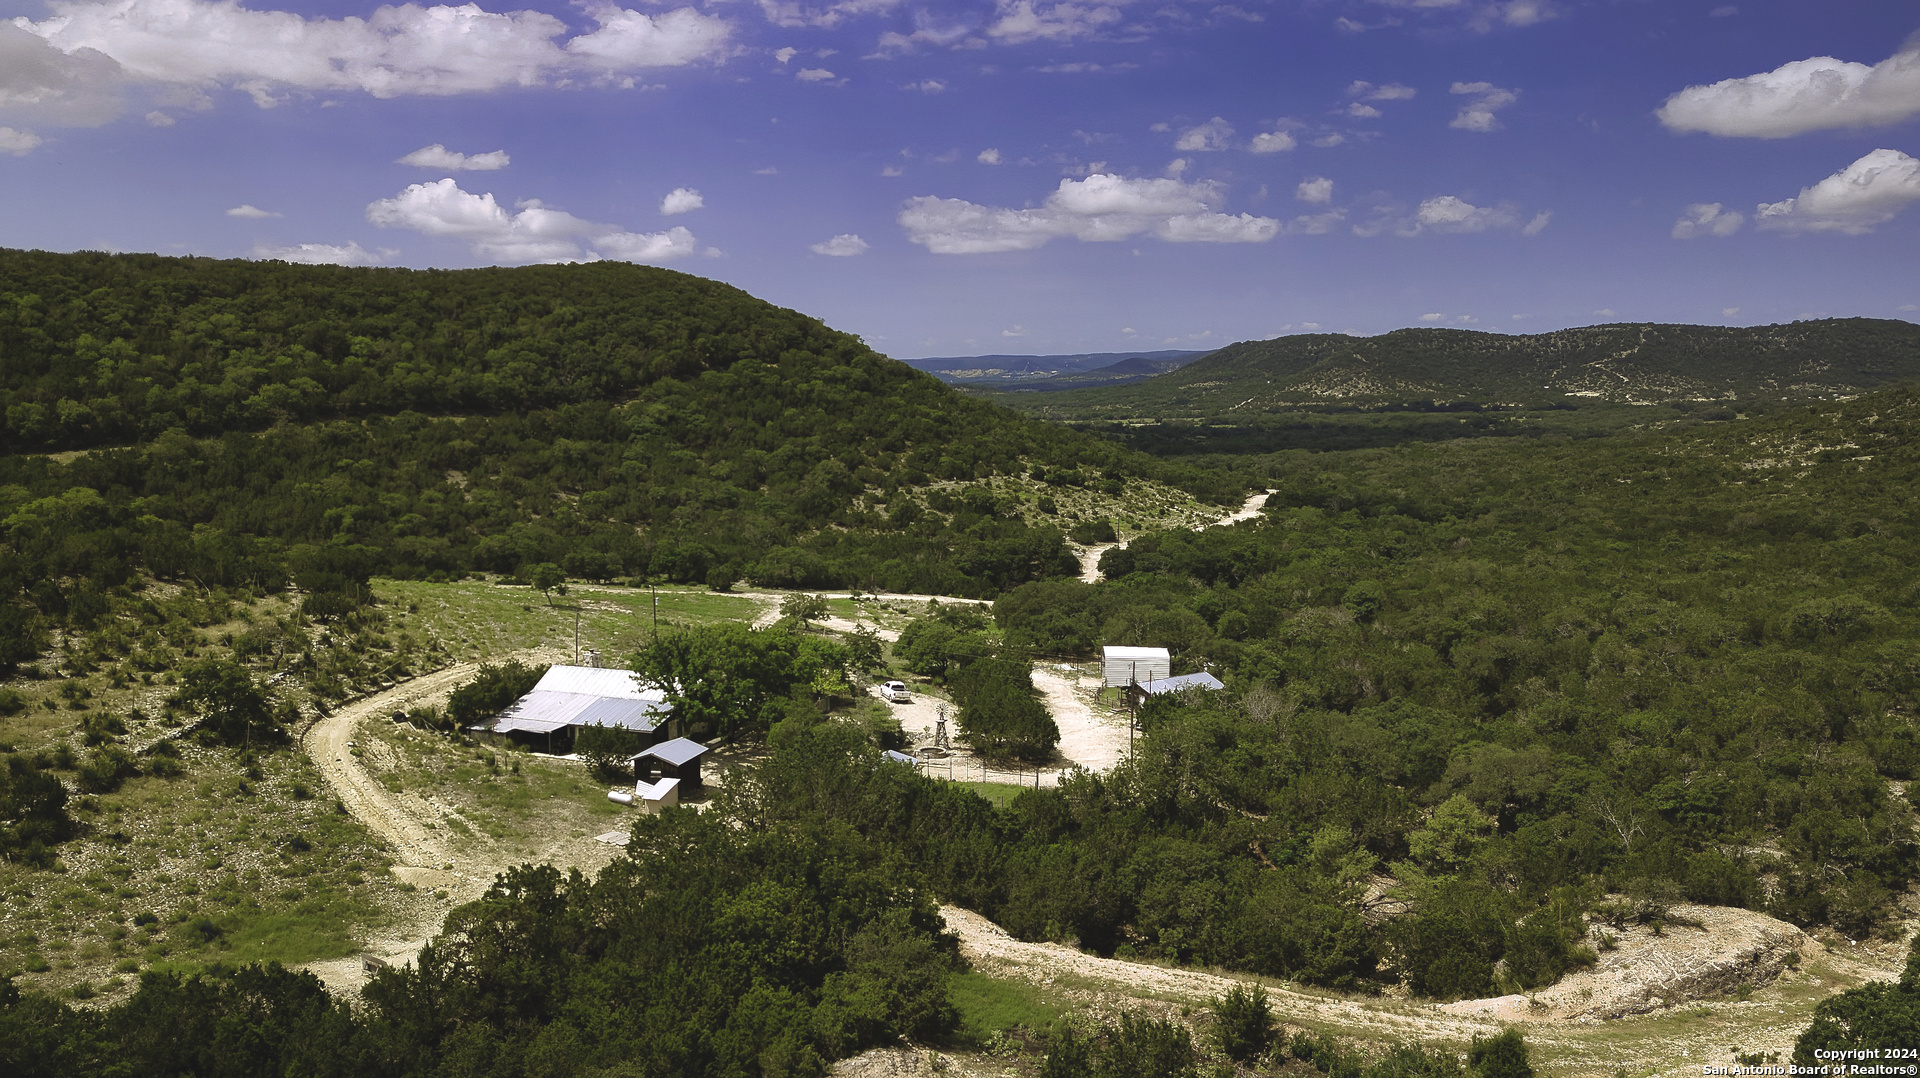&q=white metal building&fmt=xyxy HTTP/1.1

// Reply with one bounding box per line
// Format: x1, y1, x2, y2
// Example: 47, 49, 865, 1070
478, 664, 675, 750
1102, 646, 1171, 688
